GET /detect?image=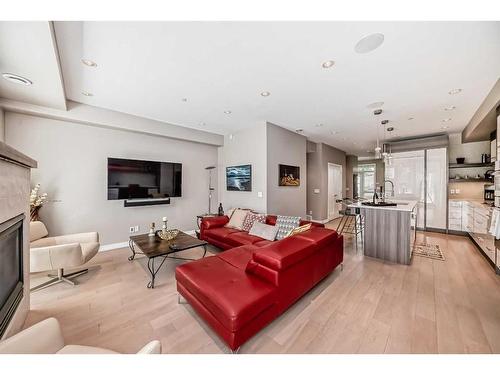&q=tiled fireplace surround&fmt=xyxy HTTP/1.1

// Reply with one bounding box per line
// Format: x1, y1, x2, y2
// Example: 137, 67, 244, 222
0, 141, 36, 339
